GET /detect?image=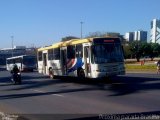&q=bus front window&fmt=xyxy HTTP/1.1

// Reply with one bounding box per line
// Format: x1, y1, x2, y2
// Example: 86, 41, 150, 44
92, 44, 124, 64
